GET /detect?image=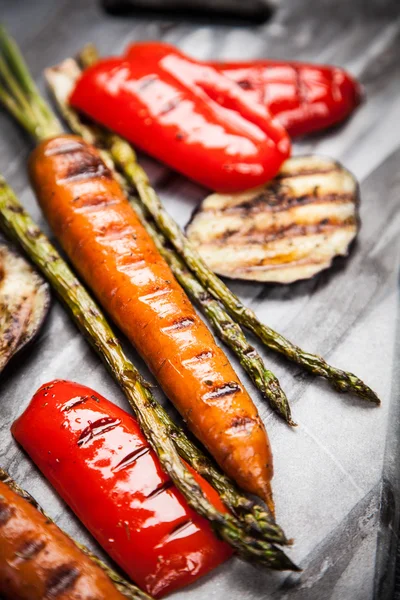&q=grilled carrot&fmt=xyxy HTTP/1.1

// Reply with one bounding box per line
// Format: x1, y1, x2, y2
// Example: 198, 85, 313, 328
0, 478, 129, 600
28, 134, 274, 507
